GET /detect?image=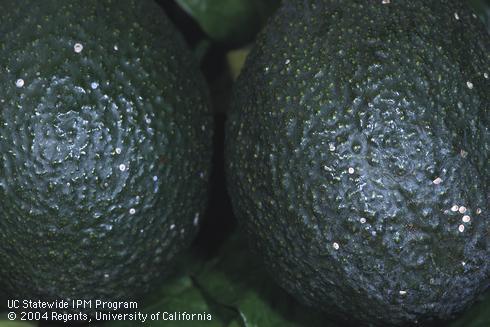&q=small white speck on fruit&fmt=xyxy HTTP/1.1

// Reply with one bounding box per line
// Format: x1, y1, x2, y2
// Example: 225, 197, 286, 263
15, 79, 24, 88
348, 167, 355, 174
333, 242, 340, 250
462, 215, 471, 223
193, 213, 200, 226
329, 143, 336, 151
454, 12, 460, 20
451, 205, 459, 212
360, 218, 366, 224
199, 172, 205, 179
153, 175, 158, 182
459, 206, 467, 214
114, 45, 119, 51
104, 273, 110, 278
201, 125, 206, 131
460, 149, 468, 158
462, 261, 466, 266
399, 290, 407, 295
484, 72, 488, 79
285, 59, 290, 65
264, 66, 270, 73
129, 208, 136, 215
115, 147, 122, 154
119, 164, 126, 171
170, 224, 175, 230
91, 82, 99, 90
476, 208, 482, 215
74, 86, 86, 94
382, 0, 390, 4
74, 43, 83, 53
432, 177, 442, 185
458, 224, 465, 233
466, 81, 473, 89
472, 13, 477, 18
